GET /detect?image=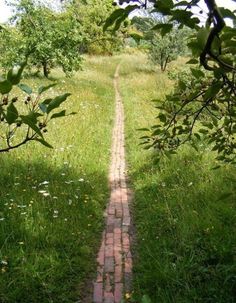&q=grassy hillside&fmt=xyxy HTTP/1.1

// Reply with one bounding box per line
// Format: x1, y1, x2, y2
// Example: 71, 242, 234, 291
119, 54, 236, 303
